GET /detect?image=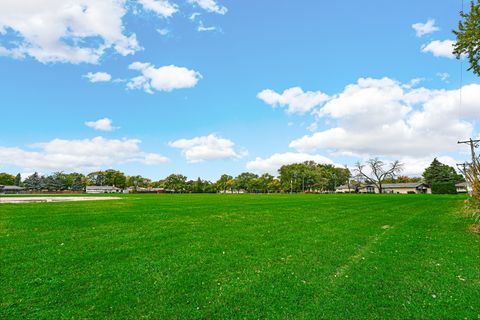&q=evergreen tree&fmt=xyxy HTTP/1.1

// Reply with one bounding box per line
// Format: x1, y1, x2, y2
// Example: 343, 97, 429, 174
422, 158, 464, 185
71, 176, 84, 191
14, 173, 21, 186
23, 172, 42, 191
